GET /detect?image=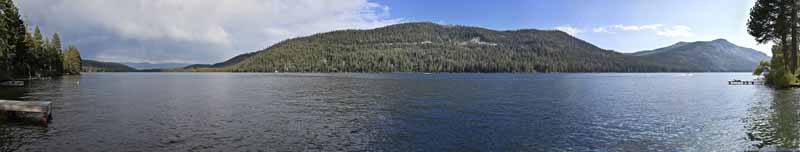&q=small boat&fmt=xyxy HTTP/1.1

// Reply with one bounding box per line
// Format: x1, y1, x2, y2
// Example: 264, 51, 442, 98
0, 81, 24, 87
